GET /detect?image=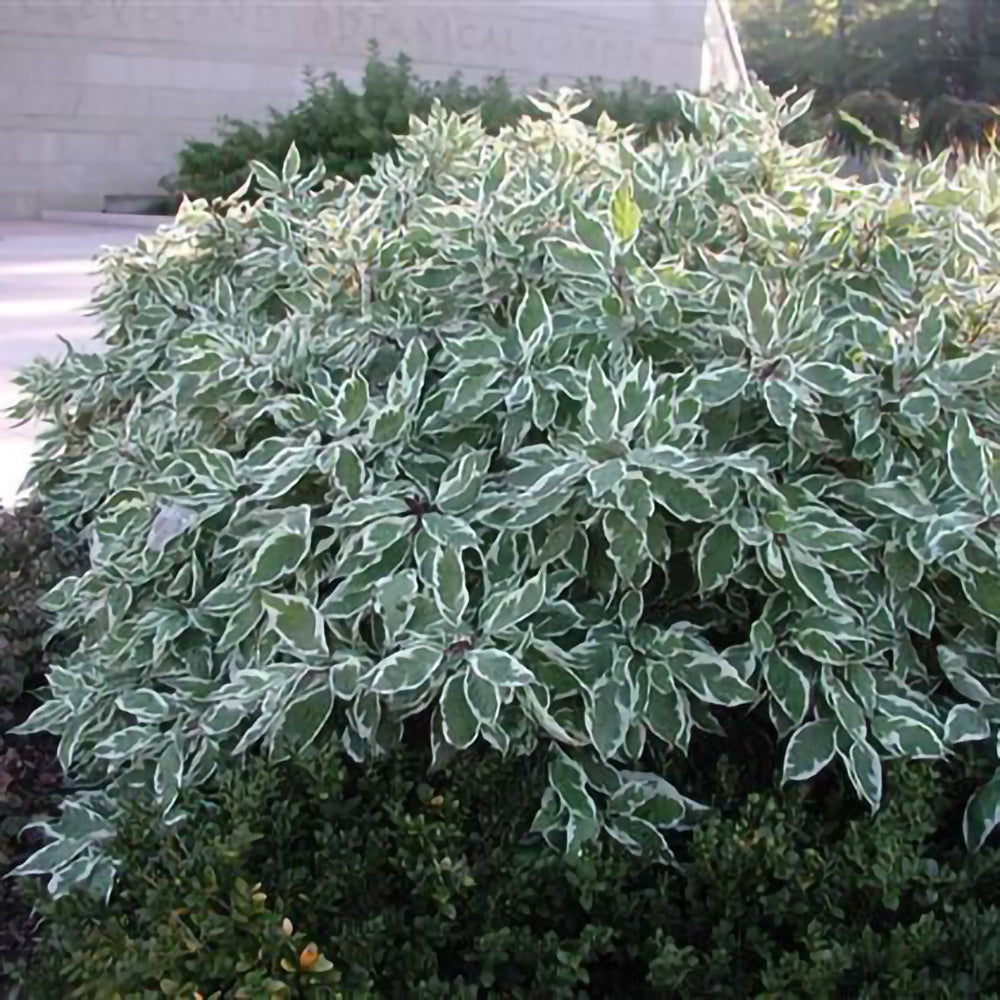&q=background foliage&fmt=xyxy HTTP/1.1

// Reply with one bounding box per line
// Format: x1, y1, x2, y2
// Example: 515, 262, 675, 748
13, 735, 1000, 998
163, 48, 689, 203
732, 0, 1000, 154
731, 0, 1000, 108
